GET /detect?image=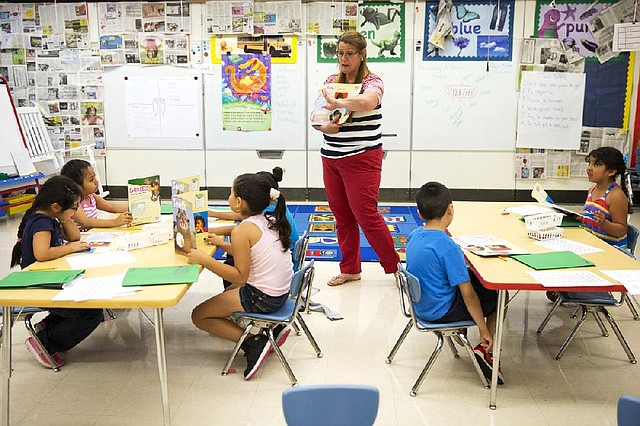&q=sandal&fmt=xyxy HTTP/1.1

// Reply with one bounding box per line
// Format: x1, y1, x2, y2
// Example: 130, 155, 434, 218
327, 274, 361, 287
